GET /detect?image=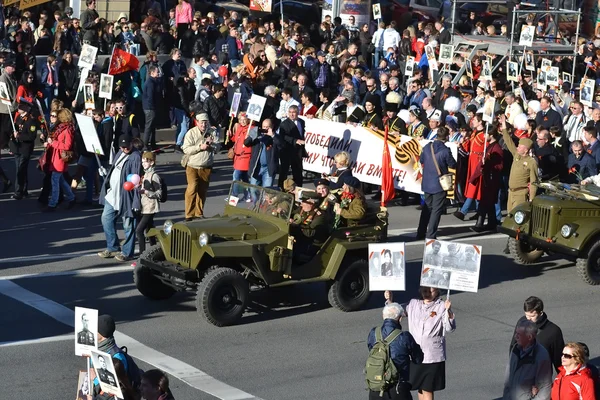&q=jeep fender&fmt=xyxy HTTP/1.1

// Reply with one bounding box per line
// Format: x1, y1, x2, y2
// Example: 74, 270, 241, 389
322, 241, 368, 280
559, 221, 600, 255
